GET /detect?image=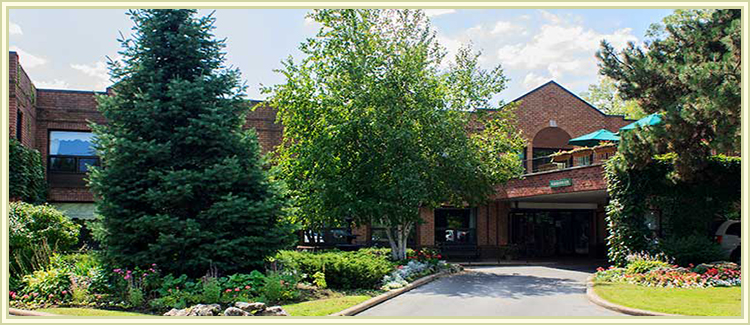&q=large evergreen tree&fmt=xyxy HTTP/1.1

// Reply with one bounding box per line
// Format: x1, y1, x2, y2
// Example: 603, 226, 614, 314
596, 9, 741, 178
89, 10, 294, 276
